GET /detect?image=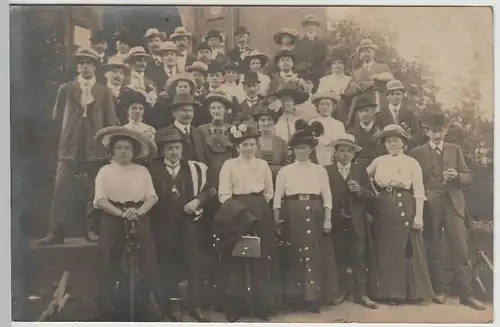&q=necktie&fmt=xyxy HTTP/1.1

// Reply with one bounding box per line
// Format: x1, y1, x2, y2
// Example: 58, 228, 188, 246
184, 126, 190, 137
80, 83, 94, 117
166, 163, 180, 178
435, 146, 442, 155
392, 108, 399, 123
340, 167, 349, 180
